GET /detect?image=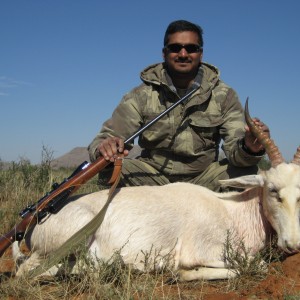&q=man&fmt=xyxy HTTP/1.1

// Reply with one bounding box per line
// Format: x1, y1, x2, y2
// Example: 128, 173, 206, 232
88, 20, 269, 191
